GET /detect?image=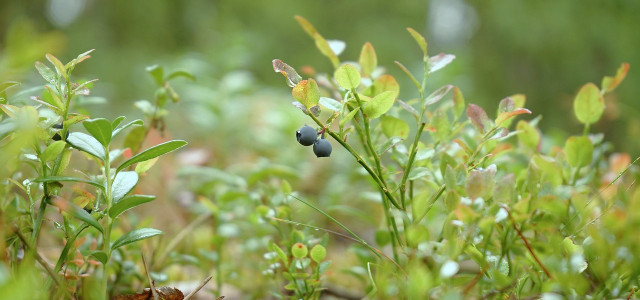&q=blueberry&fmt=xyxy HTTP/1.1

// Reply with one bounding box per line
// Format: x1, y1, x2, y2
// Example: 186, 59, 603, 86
296, 125, 317, 146
53, 123, 63, 129
313, 138, 332, 157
